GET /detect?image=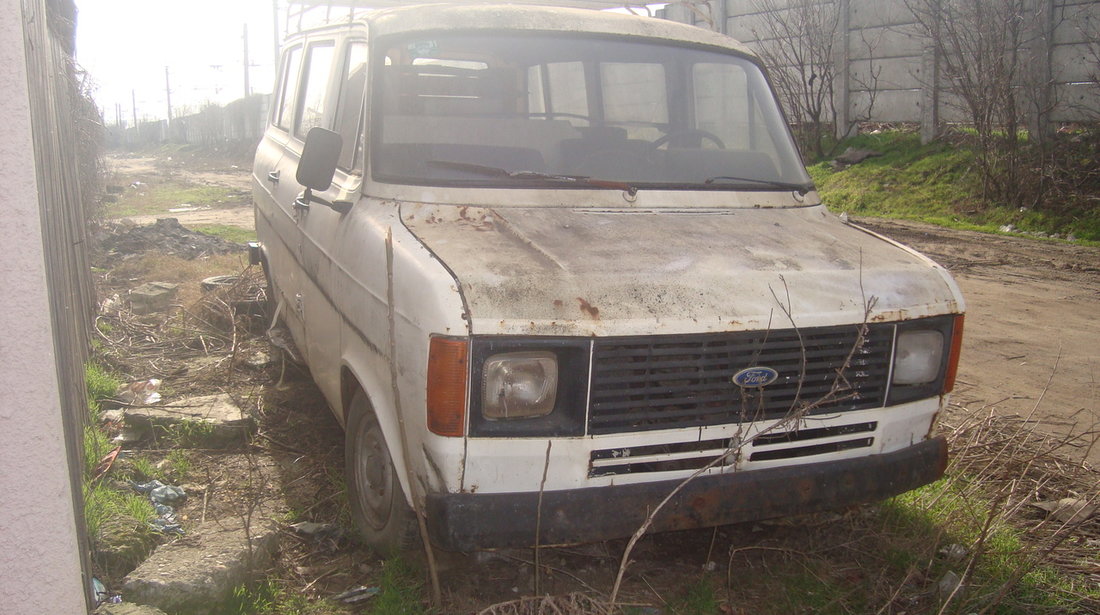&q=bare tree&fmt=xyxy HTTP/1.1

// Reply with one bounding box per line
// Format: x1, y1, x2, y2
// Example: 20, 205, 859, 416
748, 0, 843, 159
905, 0, 1039, 207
